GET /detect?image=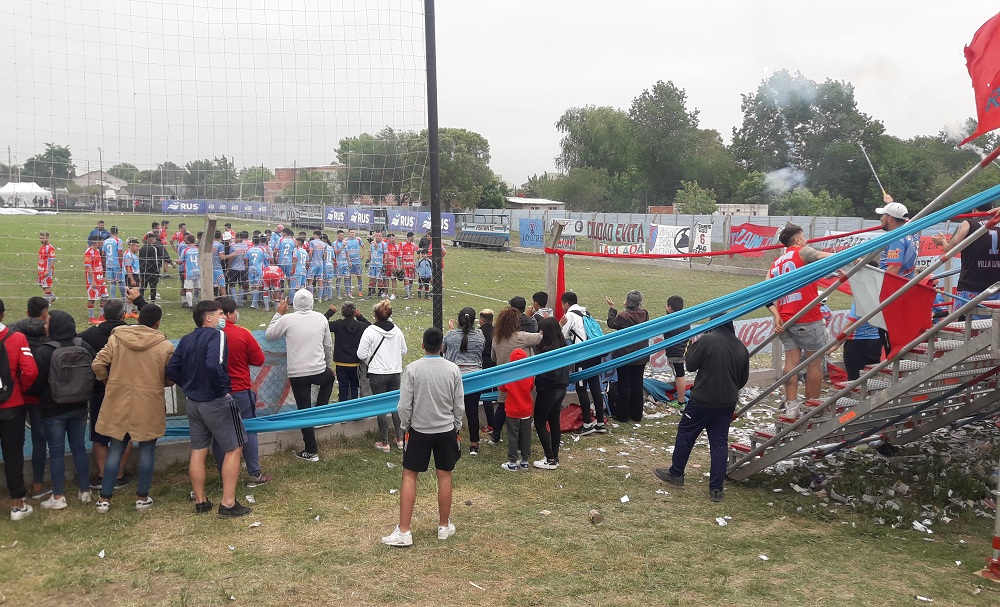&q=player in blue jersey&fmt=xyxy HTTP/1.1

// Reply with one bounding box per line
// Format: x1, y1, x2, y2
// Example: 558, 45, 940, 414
211, 230, 227, 297
333, 230, 350, 299
268, 224, 283, 255
308, 230, 328, 301
177, 236, 189, 306
344, 228, 365, 297
122, 237, 141, 317
367, 231, 388, 298
276, 227, 297, 285
289, 237, 309, 299
102, 227, 125, 300
181, 234, 202, 308
246, 235, 268, 309
321, 234, 335, 300
221, 230, 249, 306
